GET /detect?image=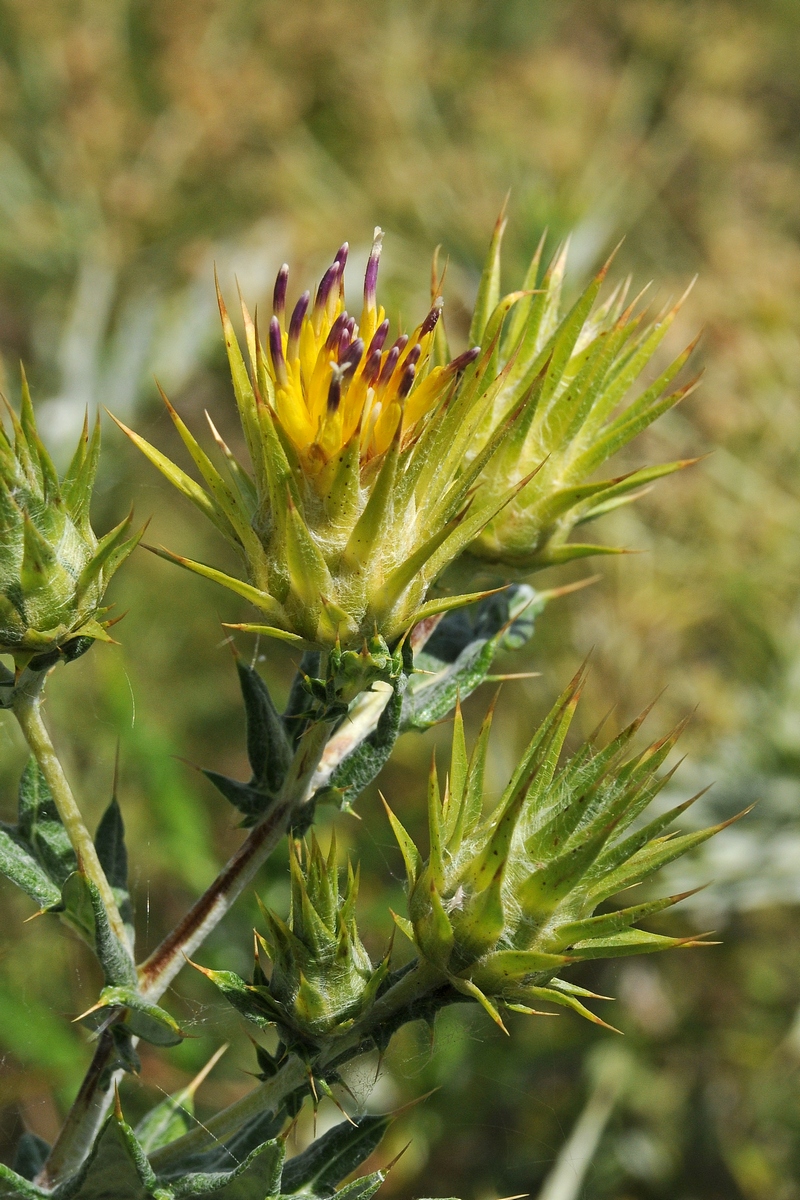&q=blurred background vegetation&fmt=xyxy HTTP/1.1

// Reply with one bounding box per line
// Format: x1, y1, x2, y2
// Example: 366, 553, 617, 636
1, 1, 800, 1197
